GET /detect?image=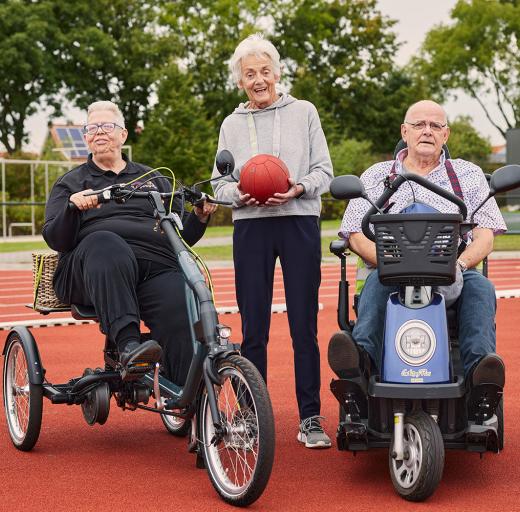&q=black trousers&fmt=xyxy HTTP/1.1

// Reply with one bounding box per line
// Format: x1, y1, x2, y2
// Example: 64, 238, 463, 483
233, 216, 322, 420
54, 231, 192, 385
